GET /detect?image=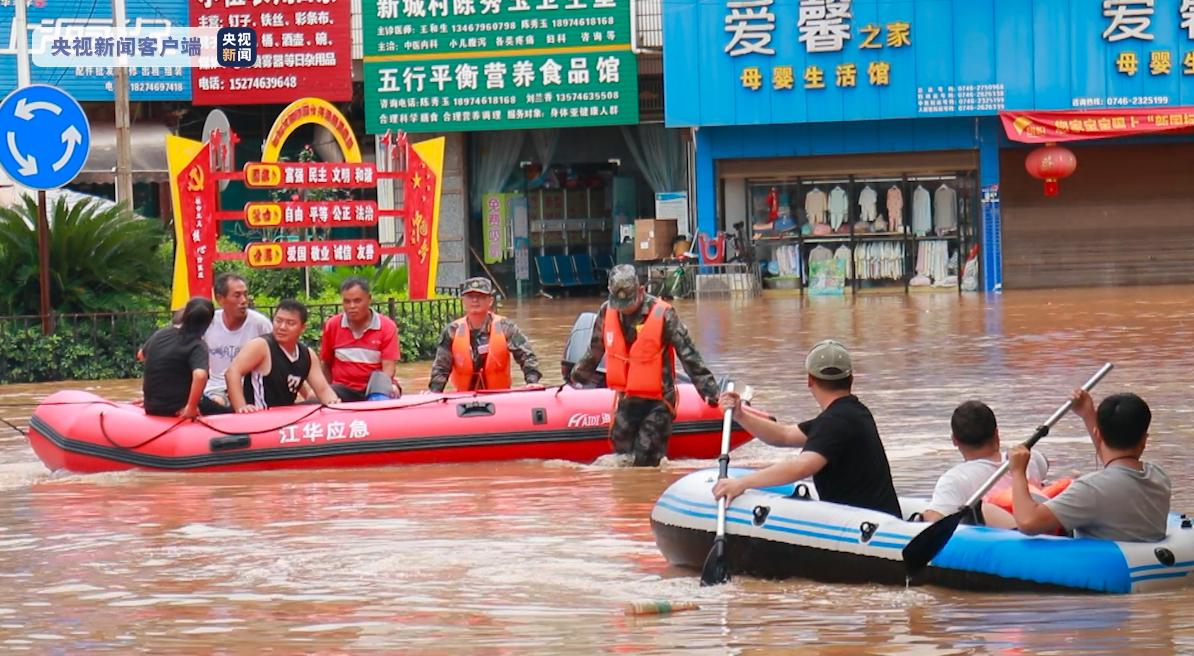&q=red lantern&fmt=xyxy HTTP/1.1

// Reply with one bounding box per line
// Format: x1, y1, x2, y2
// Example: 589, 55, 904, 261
1025, 144, 1077, 197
